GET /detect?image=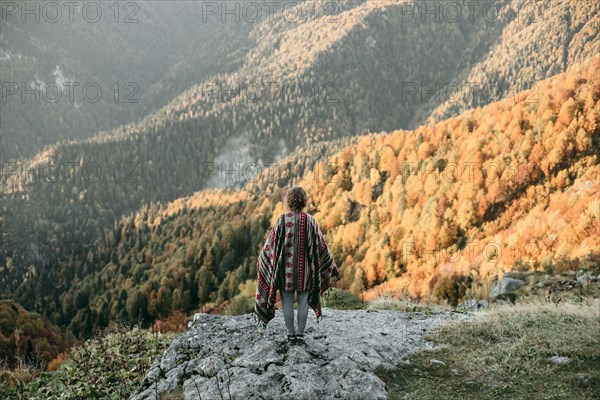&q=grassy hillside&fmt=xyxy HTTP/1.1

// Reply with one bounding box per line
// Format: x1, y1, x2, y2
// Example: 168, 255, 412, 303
376, 298, 600, 399
29, 56, 599, 337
